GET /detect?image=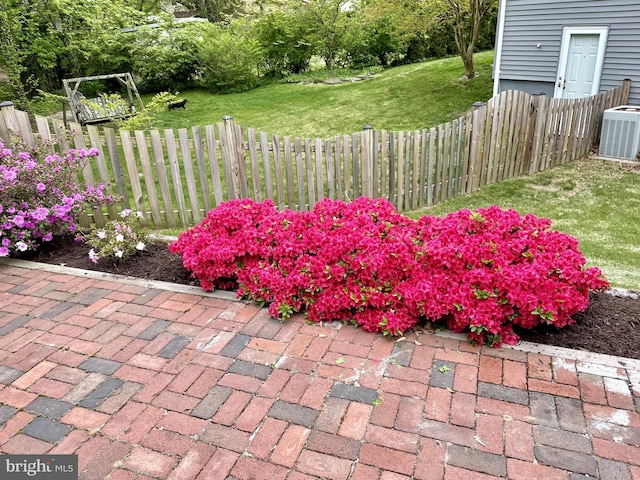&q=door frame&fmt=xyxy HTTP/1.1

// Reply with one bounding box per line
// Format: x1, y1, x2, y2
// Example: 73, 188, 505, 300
554, 26, 609, 98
